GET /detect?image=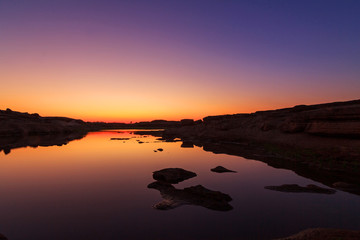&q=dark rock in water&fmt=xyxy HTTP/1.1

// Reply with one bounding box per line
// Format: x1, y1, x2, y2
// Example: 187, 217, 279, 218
138, 141, 144, 144
157, 148, 163, 151
153, 150, 157, 152
265, 184, 336, 194
110, 138, 130, 140
3, 147, 11, 155
275, 228, 360, 240
148, 181, 233, 211
152, 168, 196, 184
211, 166, 236, 173
181, 141, 194, 148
